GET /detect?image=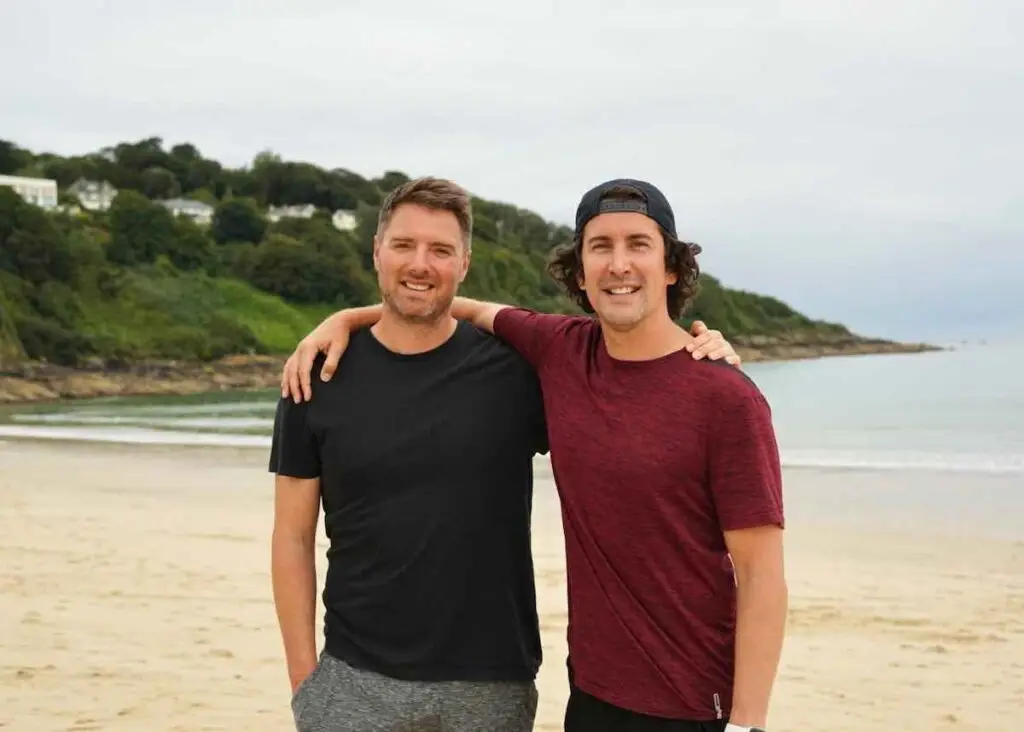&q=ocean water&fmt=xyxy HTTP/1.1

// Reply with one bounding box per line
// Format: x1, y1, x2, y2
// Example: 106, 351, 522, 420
1, 339, 1022, 476
743, 338, 1024, 475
